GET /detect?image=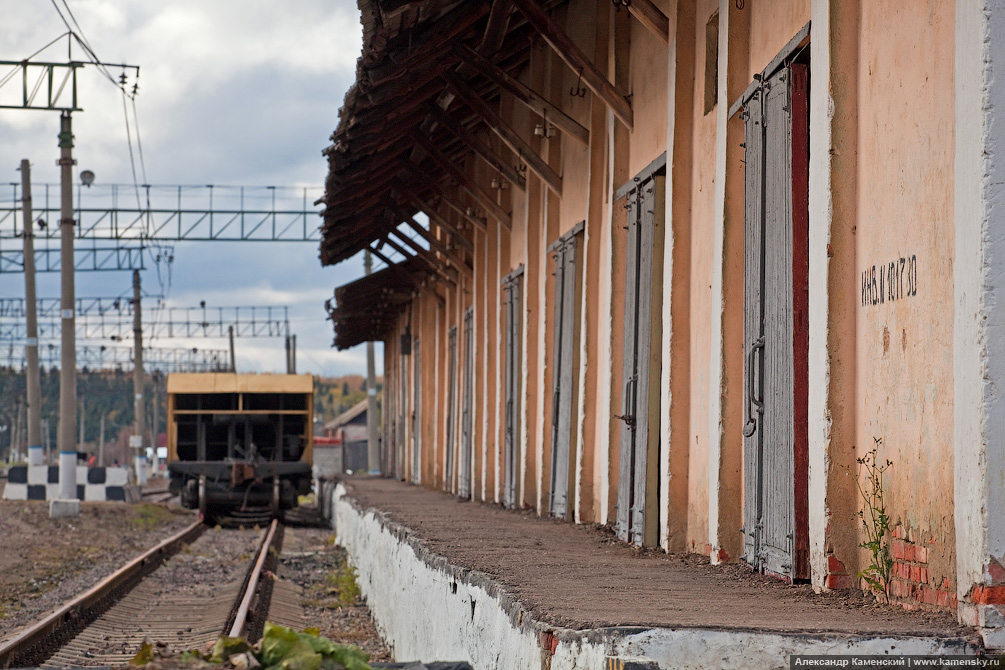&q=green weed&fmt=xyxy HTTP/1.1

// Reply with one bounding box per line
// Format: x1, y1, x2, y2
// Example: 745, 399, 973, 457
128, 503, 173, 531
856, 437, 894, 604
323, 557, 362, 607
